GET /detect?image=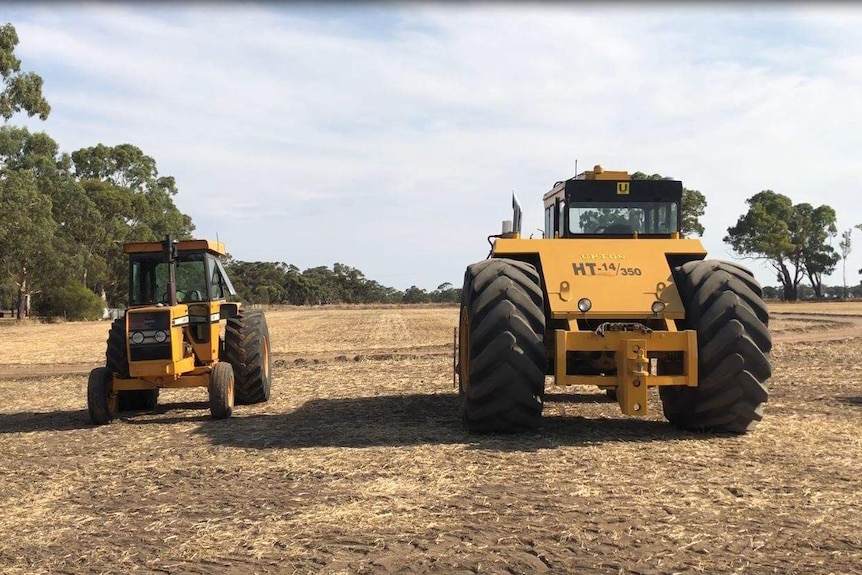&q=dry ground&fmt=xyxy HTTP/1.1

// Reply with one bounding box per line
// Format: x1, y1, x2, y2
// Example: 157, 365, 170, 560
0, 305, 860, 574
